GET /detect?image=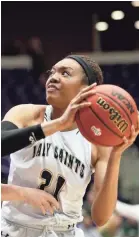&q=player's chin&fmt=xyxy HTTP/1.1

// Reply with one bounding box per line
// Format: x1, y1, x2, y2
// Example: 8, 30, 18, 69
46, 93, 61, 105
